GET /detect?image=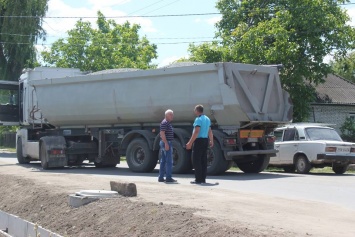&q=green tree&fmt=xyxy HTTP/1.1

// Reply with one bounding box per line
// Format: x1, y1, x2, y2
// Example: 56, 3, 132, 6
330, 51, 355, 82
0, 0, 49, 81
41, 12, 158, 71
188, 0, 355, 121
